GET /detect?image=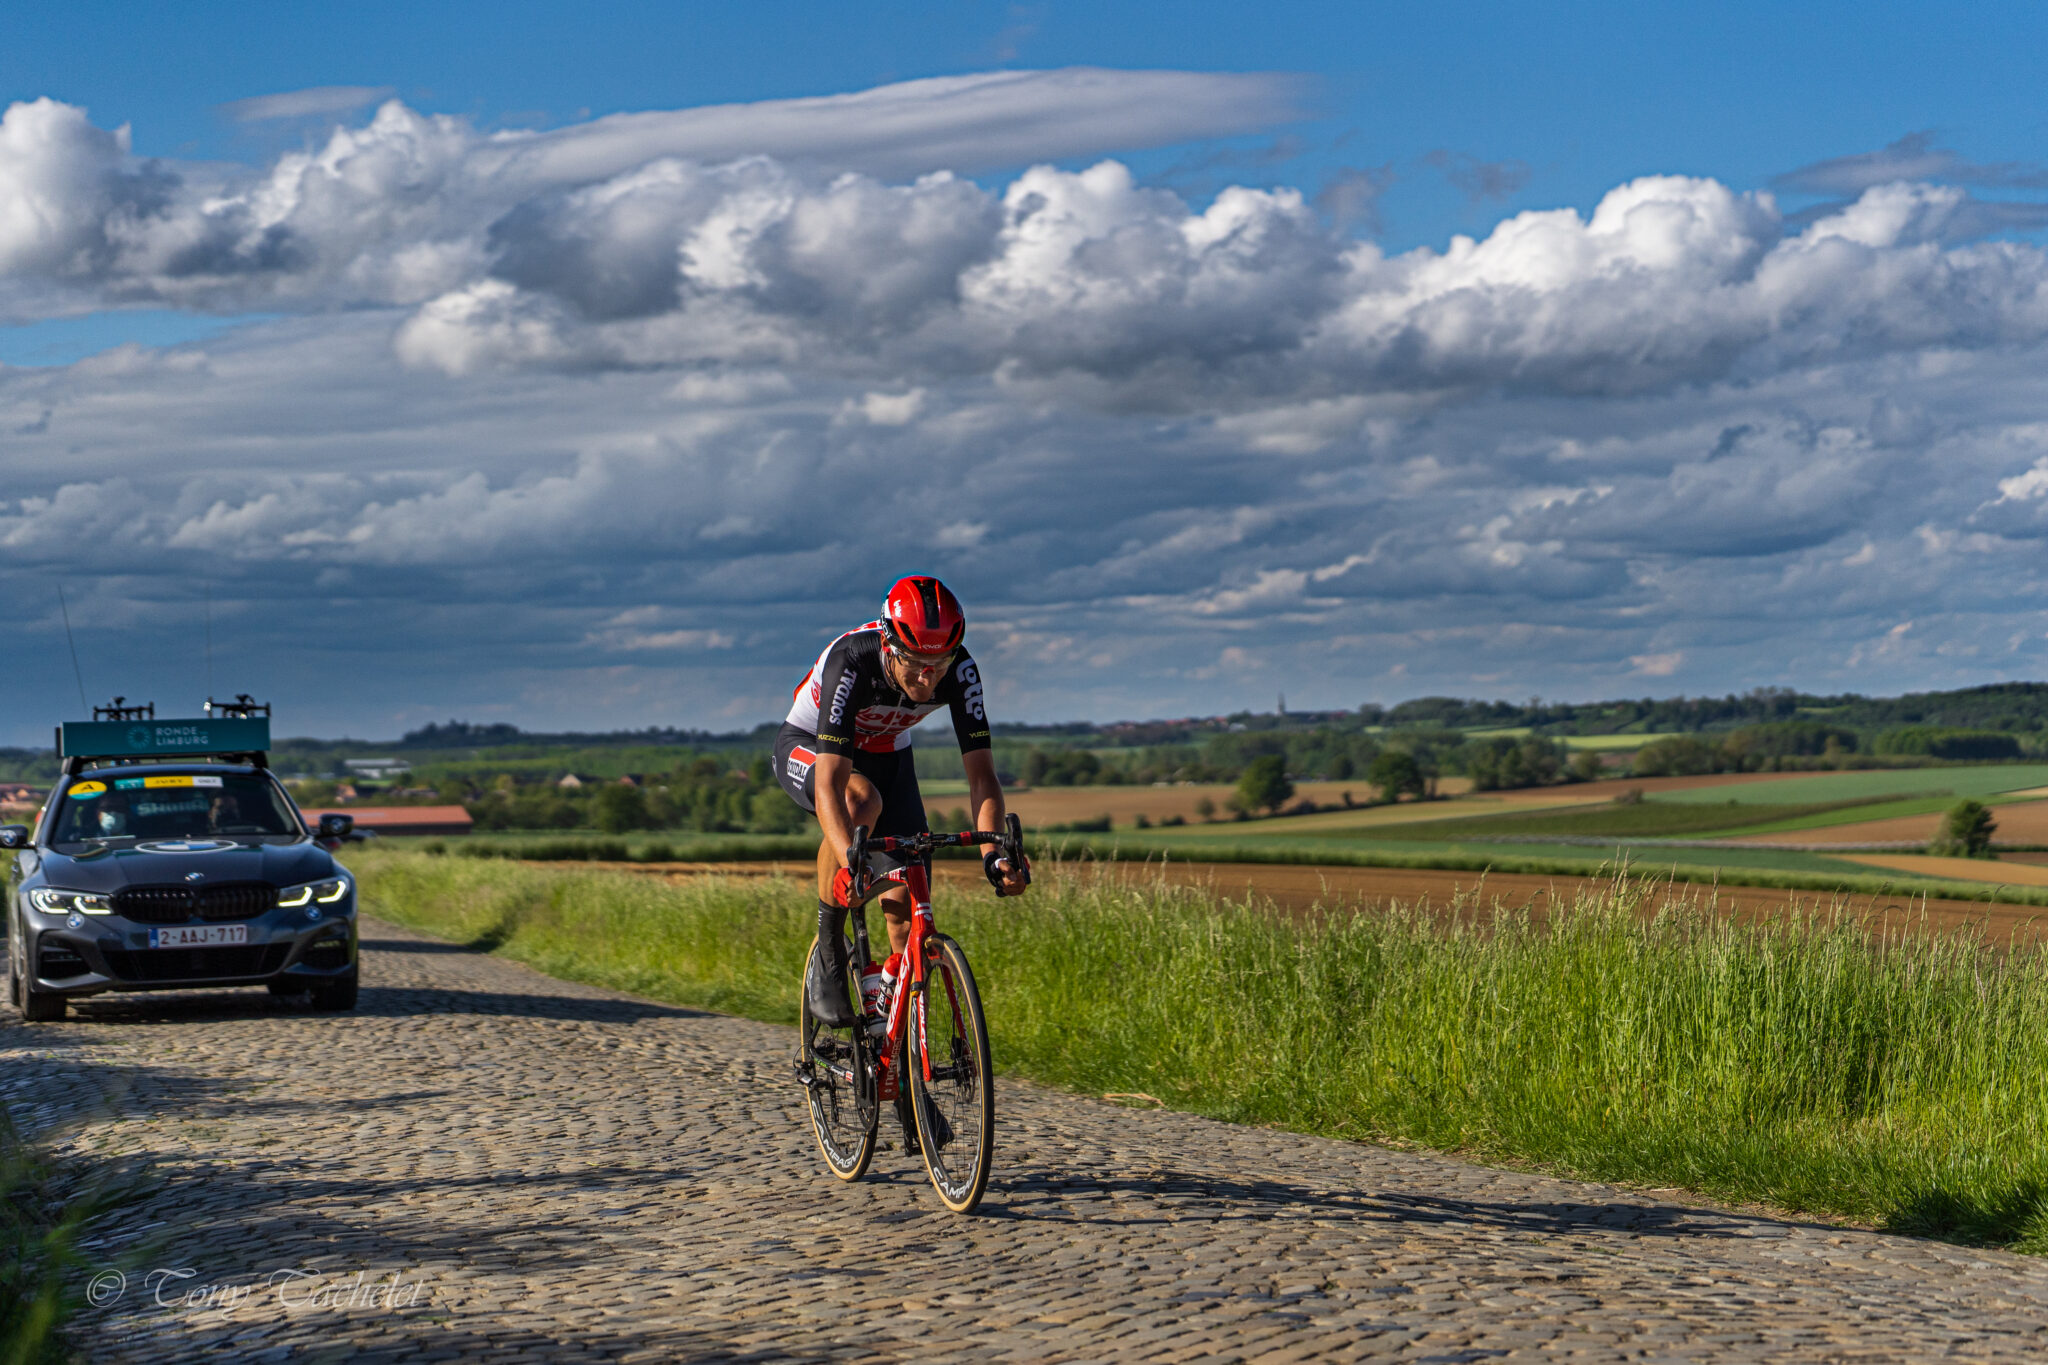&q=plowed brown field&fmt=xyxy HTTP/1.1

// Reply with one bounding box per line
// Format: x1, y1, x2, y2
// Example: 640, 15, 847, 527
598, 857, 2048, 942
1747, 798, 2048, 847
992, 770, 1796, 830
